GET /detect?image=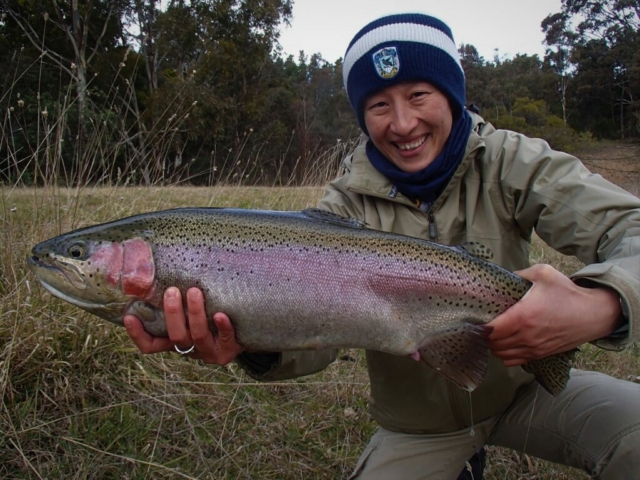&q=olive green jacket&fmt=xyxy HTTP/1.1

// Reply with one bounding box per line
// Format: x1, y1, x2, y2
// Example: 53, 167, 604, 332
238, 113, 640, 434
